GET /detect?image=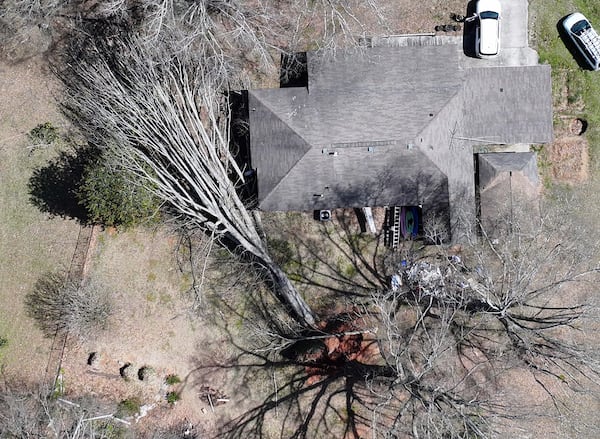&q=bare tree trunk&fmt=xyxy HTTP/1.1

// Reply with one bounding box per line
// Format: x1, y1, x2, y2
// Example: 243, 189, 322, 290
265, 258, 316, 327
58, 19, 318, 328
